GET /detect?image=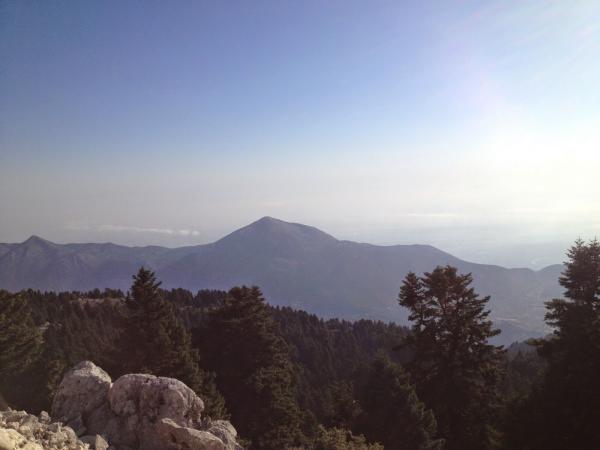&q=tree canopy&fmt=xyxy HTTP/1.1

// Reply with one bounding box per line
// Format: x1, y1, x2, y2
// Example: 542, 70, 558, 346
194, 286, 304, 450
398, 266, 505, 450
0, 291, 43, 409
357, 353, 443, 450
120, 267, 227, 418
505, 239, 600, 449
